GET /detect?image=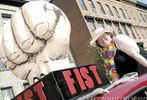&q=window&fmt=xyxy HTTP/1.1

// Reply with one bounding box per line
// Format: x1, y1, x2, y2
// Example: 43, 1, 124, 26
0, 62, 6, 69
113, 6, 120, 18
97, 2, 106, 14
79, 0, 88, 11
0, 14, 3, 27
23, 83, 30, 89
105, 4, 113, 16
128, 87, 147, 99
88, 0, 97, 13
0, 13, 11, 70
2, 13, 11, 24
138, 27, 146, 39
119, 8, 126, 18
2, 13, 11, 19
68, 51, 76, 67
1, 87, 14, 100
133, 12, 140, 21
145, 27, 147, 33
96, 19, 104, 28
86, 17, 96, 31
140, 13, 146, 22
143, 27, 147, 34
144, 15, 147, 20
0, 14, 6, 69
130, 11, 136, 20
68, 51, 75, 63
125, 10, 132, 19
127, 24, 136, 39
113, 21, 121, 34
121, 23, 129, 36
87, 21, 96, 31
136, 12, 142, 22
134, 26, 142, 39
105, 20, 112, 26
